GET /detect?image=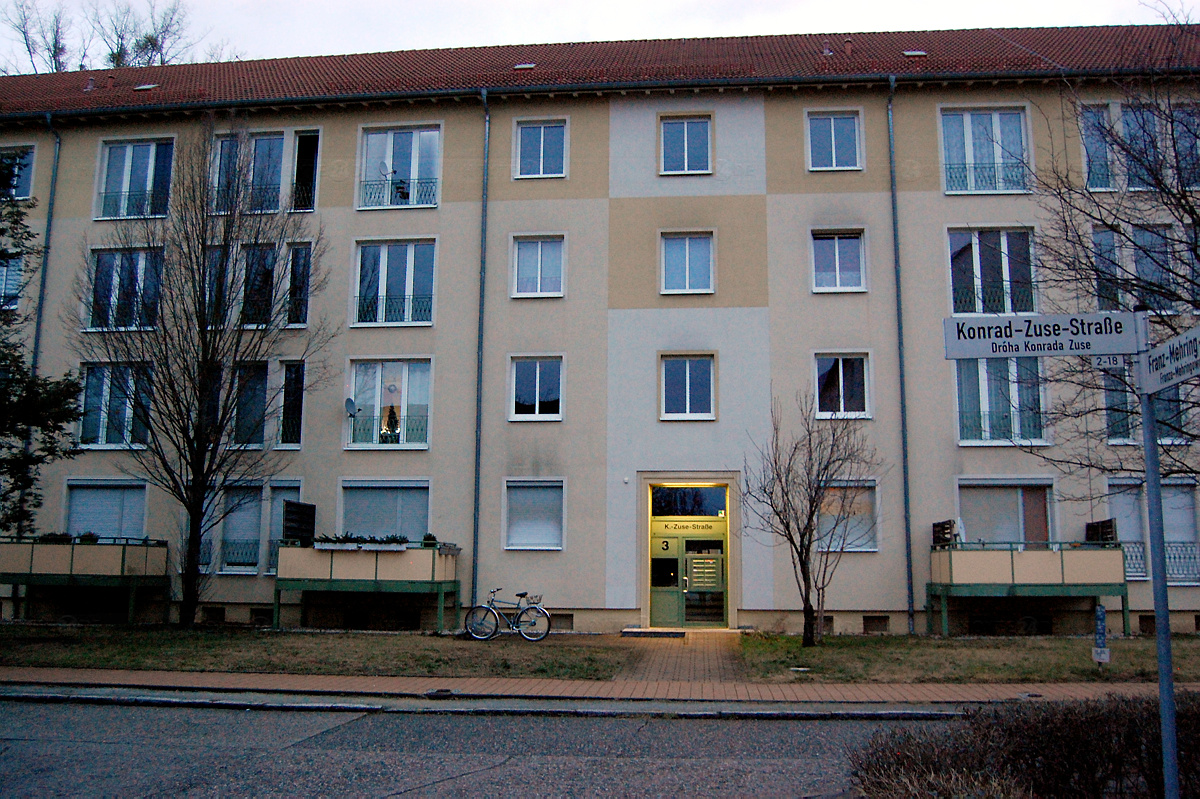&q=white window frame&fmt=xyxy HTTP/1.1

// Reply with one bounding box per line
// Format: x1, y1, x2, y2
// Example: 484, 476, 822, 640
955, 478, 1056, 547
1107, 477, 1200, 585
265, 480, 302, 574
955, 357, 1047, 446
659, 115, 712, 176
503, 477, 565, 551
511, 235, 566, 298
358, 123, 442, 209
218, 484, 264, 574
939, 105, 1030, 194
810, 230, 866, 292
660, 353, 716, 421
0, 256, 22, 310
660, 231, 715, 295
814, 353, 871, 419
95, 137, 174, 219
79, 363, 150, 448
1081, 103, 1115, 192
213, 131, 286, 213
231, 361, 268, 449
948, 228, 1036, 315
352, 238, 438, 327
514, 118, 568, 179
816, 480, 878, 552
3, 145, 33, 199
277, 360, 305, 450
85, 249, 163, 331
284, 242, 313, 328
509, 355, 564, 422
346, 358, 432, 450
806, 109, 862, 171
64, 479, 148, 540
339, 479, 431, 543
